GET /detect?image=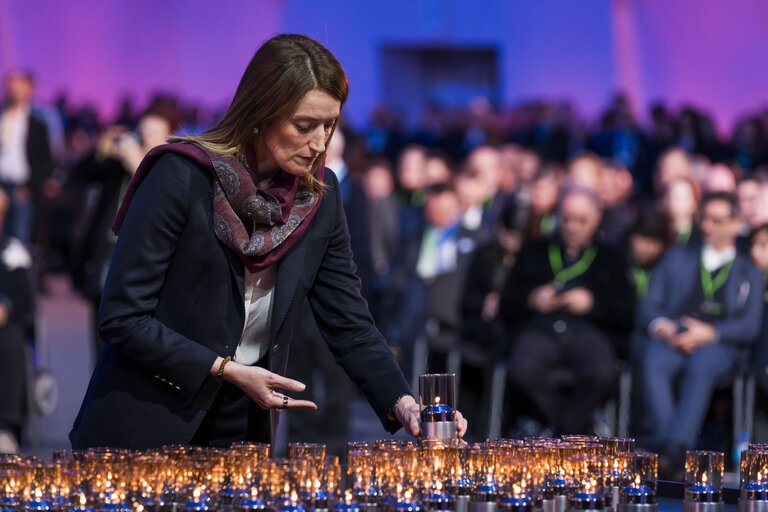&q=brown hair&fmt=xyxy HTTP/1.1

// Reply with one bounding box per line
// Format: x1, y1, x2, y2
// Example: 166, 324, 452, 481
172, 34, 349, 193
